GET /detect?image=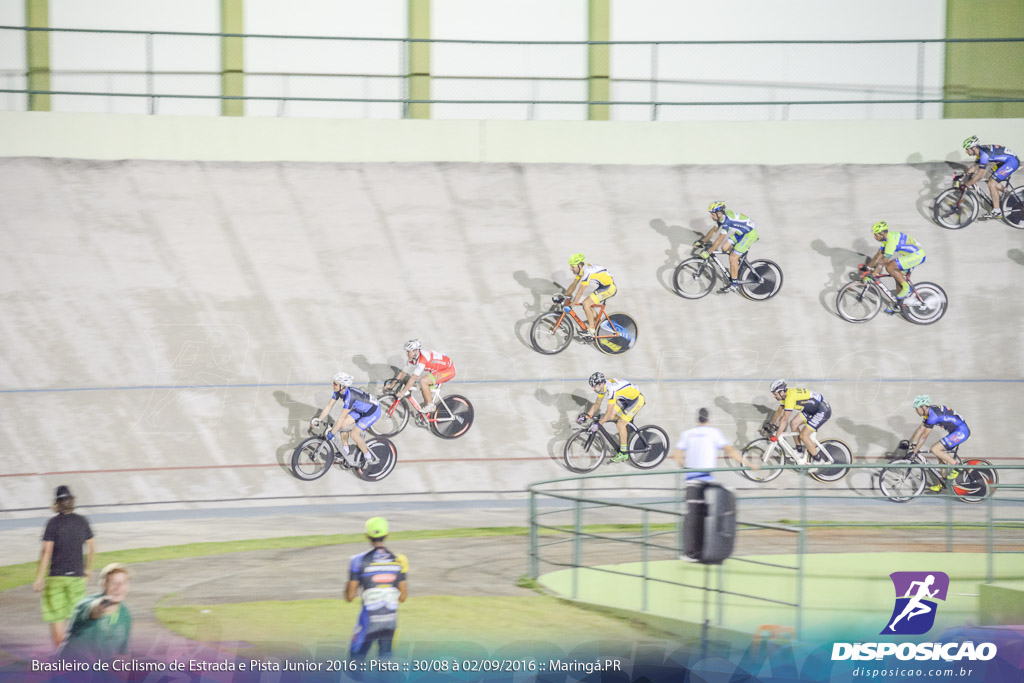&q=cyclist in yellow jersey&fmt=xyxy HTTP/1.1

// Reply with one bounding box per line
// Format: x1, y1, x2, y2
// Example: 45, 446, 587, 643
577, 372, 645, 463
765, 379, 832, 461
565, 253, 617, 339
